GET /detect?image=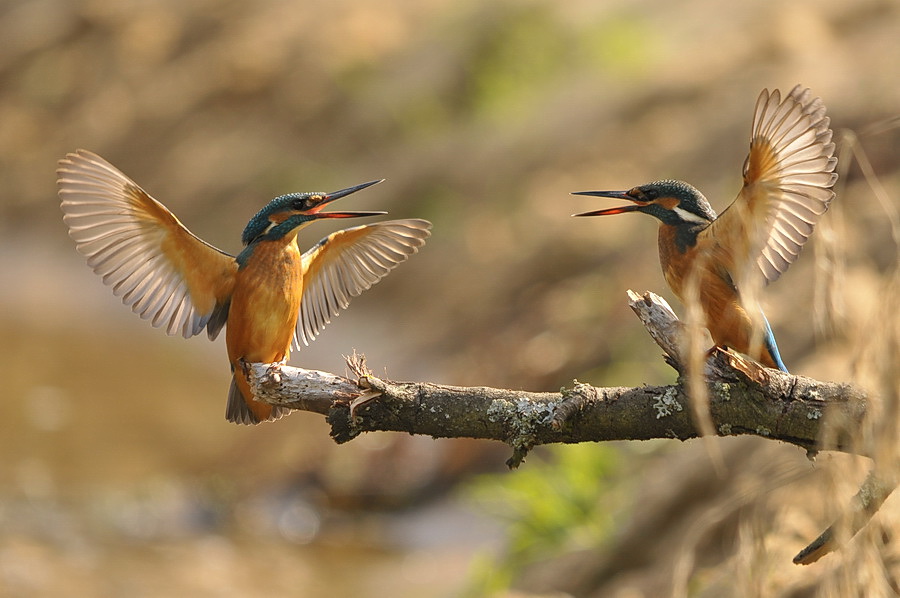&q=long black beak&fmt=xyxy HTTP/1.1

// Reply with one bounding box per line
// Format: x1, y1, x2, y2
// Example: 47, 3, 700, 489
571, 190, 644, 217
315, 179, 388, 219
